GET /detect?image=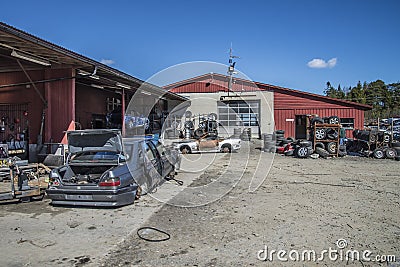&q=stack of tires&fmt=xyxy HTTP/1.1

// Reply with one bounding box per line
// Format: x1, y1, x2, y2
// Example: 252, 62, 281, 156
263, 134, 275, 152
241, 128, 252, 141
274, 130, 286, 147
233, 128, 242, 139
310, 118, 341, 156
